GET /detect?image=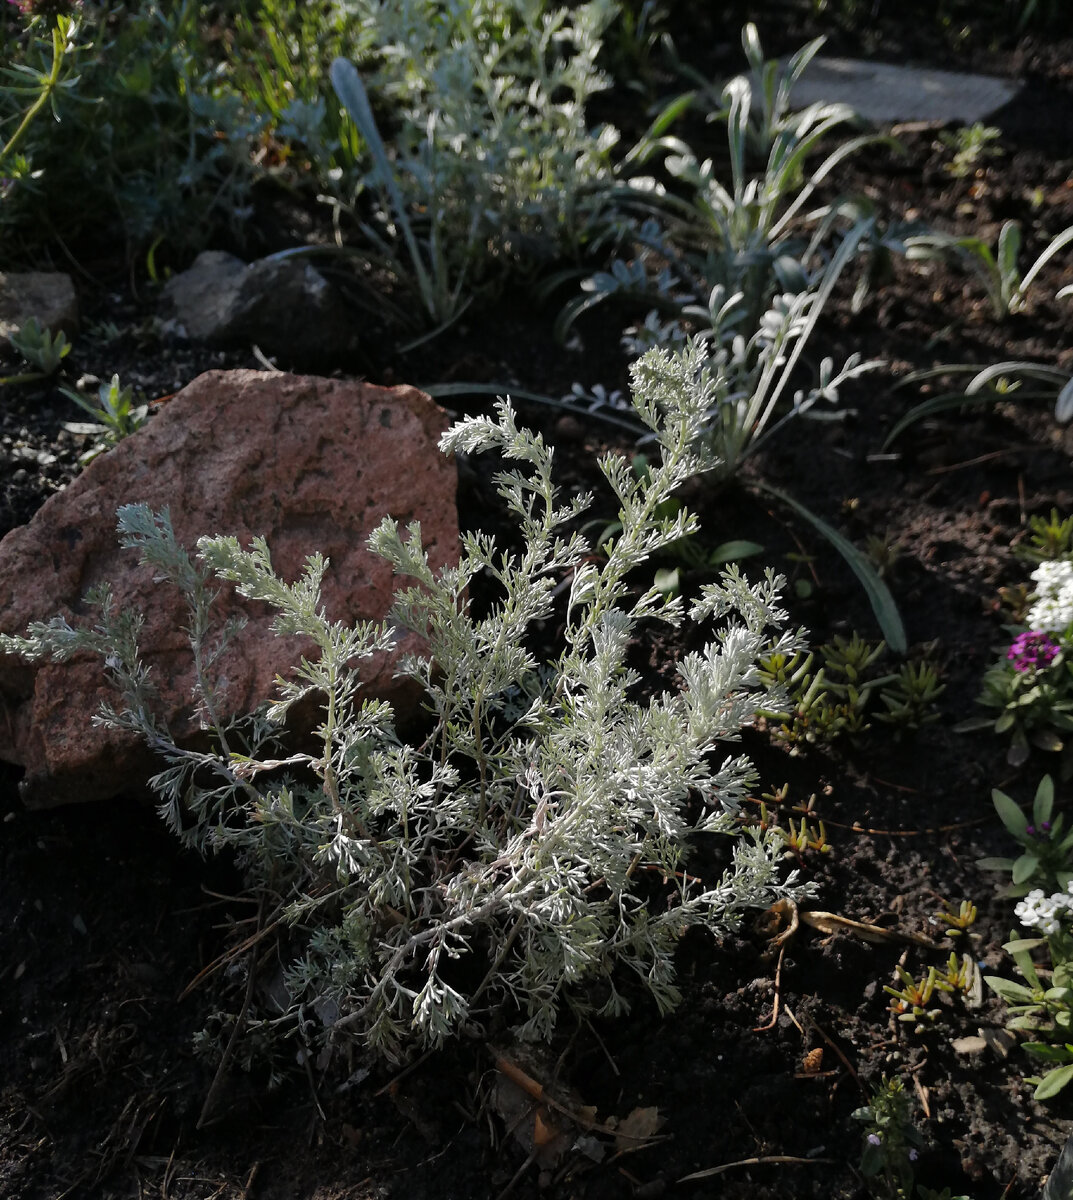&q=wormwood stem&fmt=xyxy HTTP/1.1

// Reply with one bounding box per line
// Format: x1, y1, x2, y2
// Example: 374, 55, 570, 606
332, 878, 534, 1033
473, 695, 488, 825
469, 913, 526, 1008
196, 898, 264, 1129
